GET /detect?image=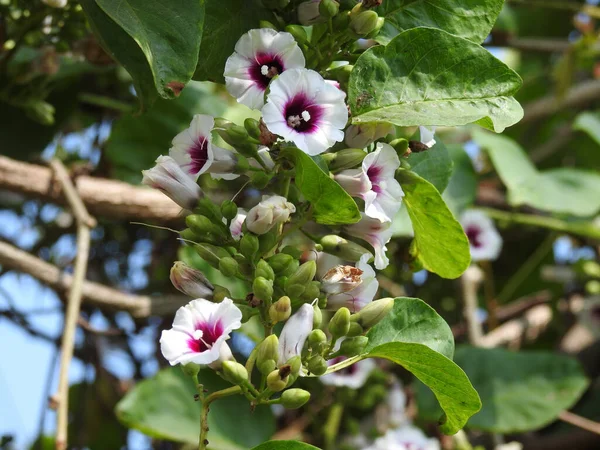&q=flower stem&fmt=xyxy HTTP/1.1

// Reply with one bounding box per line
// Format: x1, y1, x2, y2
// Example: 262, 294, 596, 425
198, 386, 242, 450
